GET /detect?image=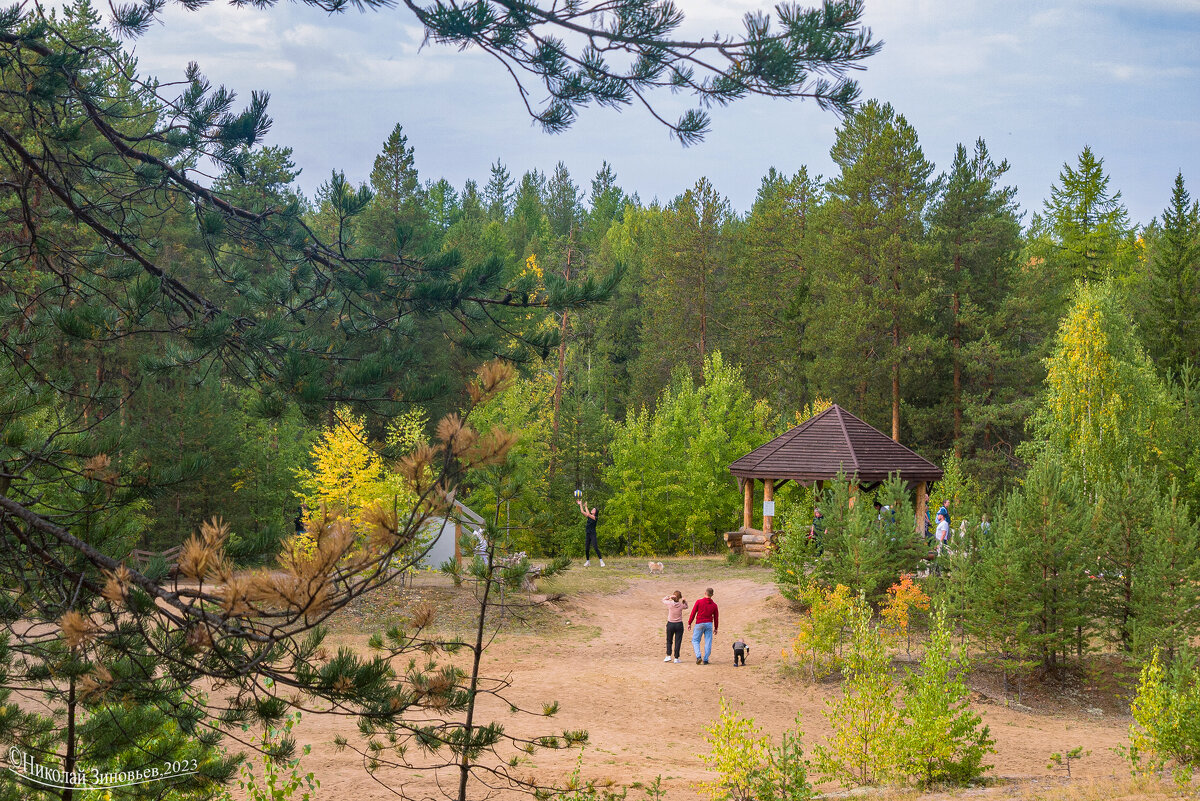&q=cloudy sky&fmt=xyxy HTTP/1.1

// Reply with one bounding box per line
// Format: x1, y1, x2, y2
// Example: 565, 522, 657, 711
125, 0, 1199, 225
